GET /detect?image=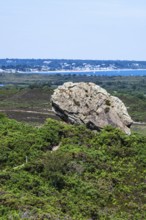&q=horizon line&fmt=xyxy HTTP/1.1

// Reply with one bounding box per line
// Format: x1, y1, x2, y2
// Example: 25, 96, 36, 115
0, 58, 146, 62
